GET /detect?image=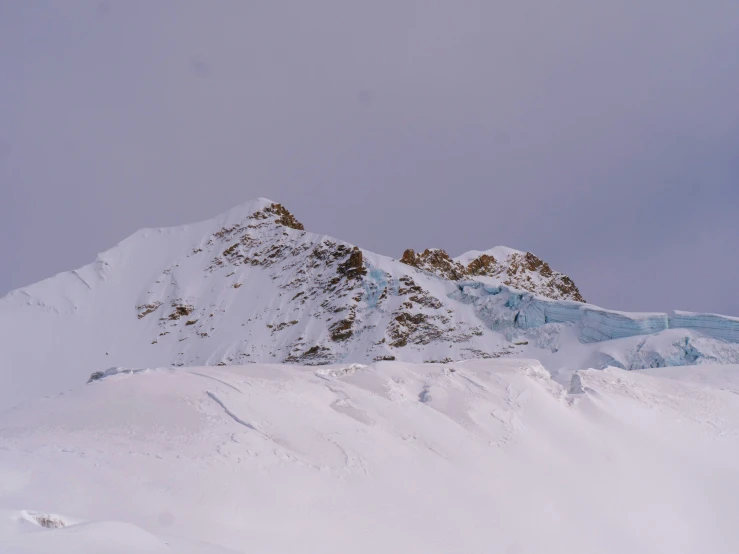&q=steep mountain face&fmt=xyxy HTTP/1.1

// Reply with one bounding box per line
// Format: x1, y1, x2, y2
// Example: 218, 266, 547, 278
1, 197, 738, 410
